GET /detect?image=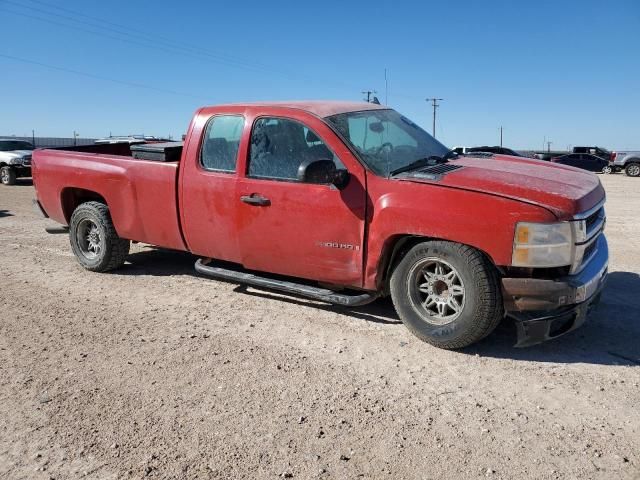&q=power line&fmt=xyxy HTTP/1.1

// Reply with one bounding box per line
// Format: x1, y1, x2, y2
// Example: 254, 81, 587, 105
425, 98, 443, 138
0, 53, 205, 99
0, 6, 284, 76
2, 0, 431, 104
14, 0, 277, 71
1, 0, 363, 93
